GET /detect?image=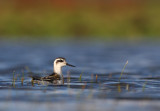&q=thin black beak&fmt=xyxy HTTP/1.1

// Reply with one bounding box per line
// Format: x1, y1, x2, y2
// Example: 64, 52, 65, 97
66, 63, 75, 67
